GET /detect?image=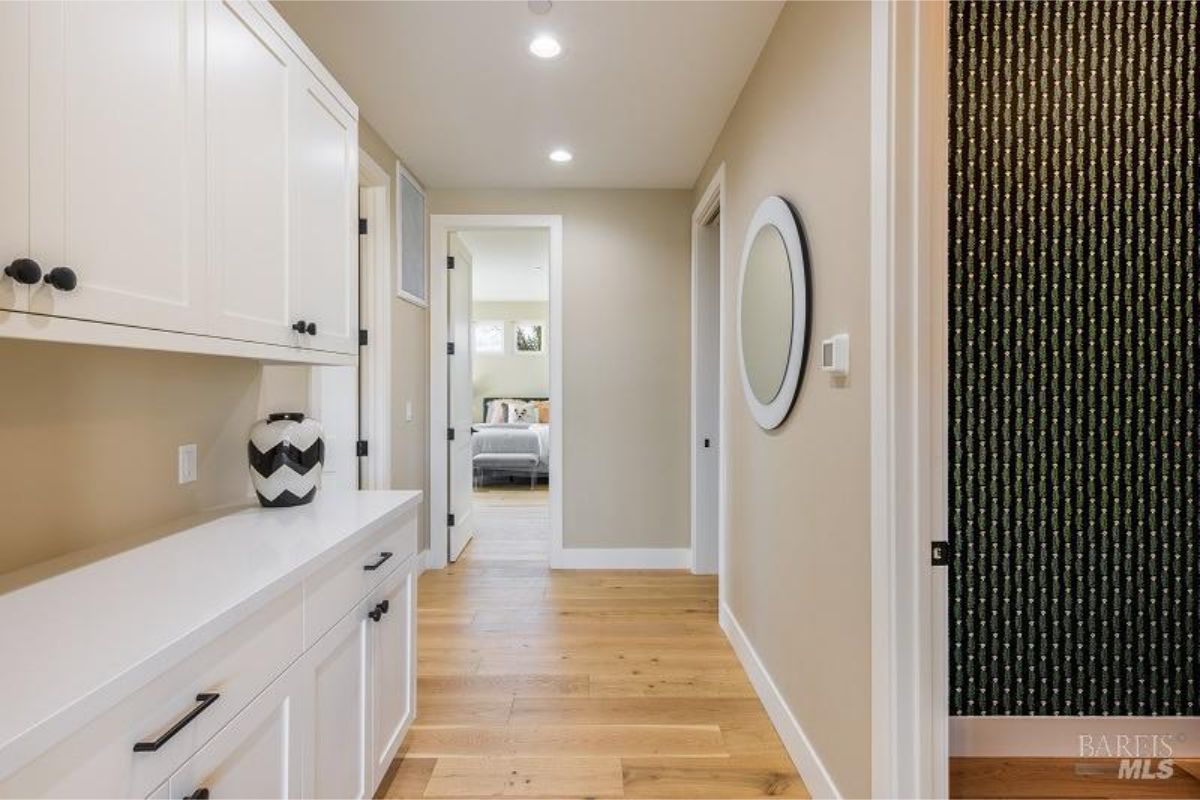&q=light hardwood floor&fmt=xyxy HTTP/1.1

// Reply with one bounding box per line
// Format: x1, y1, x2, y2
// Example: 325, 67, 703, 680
378, 486, 807, 799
